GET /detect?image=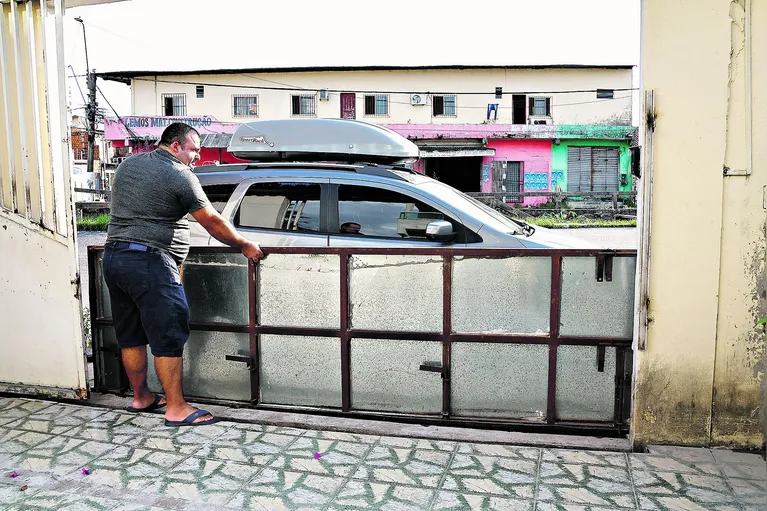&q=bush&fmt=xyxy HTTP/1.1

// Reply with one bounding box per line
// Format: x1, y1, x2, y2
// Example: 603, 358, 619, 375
77, 214, 110, 231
